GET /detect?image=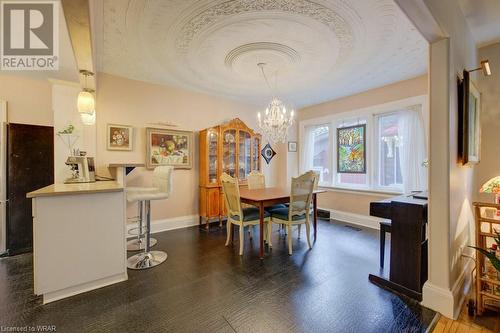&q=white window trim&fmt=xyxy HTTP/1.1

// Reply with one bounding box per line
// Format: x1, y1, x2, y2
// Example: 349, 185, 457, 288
299, 95, 428, 193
